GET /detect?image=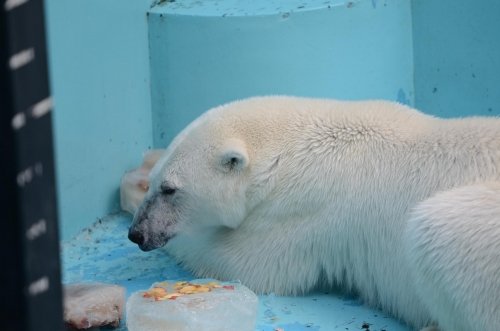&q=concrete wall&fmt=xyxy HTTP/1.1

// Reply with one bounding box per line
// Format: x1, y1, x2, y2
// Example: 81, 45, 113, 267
44, 0, 499, 239
149, 0, 415, 147
412, 0, 500, 117
45, 0, 154, 239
